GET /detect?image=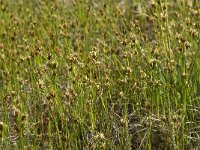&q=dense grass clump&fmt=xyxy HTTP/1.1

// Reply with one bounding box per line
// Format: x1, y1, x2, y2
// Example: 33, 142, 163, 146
0, 0, 200, 149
